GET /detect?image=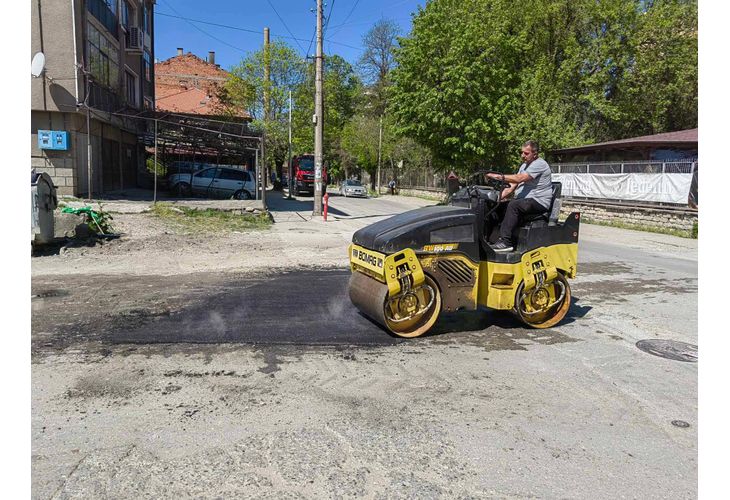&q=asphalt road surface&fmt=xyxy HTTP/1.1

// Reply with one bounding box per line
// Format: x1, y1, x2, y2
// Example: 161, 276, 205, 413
31, 194, 697, 499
